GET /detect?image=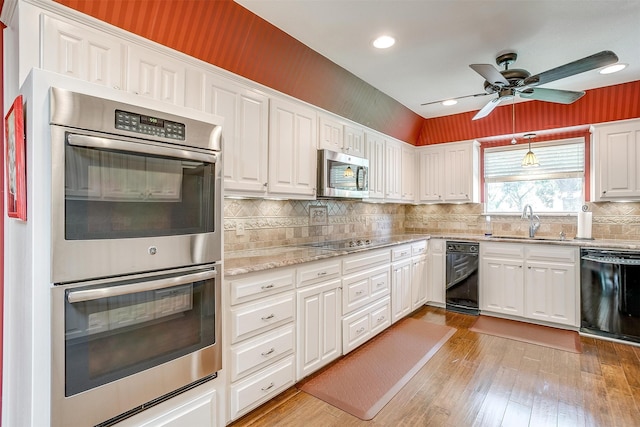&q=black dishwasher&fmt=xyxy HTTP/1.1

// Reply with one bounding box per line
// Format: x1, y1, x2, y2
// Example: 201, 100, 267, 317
581, 248, 640, 343
446, 241, 479, 315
